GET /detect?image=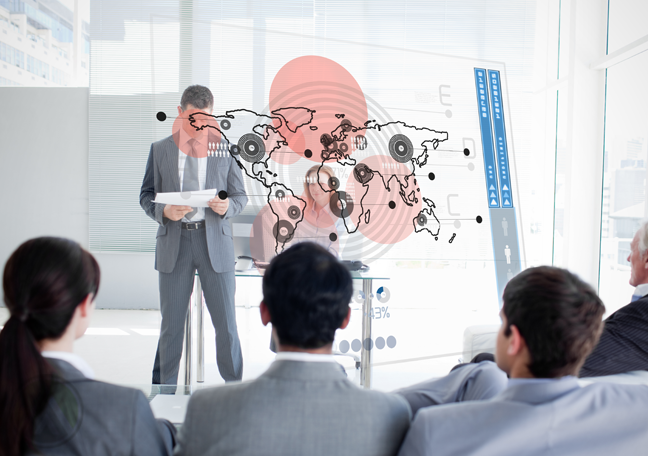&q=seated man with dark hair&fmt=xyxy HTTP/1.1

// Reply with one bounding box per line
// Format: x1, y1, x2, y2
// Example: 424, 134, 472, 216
174, 242, 411, 456
398, 266, 648, 456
